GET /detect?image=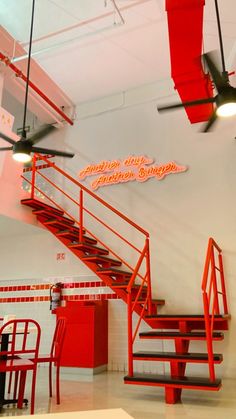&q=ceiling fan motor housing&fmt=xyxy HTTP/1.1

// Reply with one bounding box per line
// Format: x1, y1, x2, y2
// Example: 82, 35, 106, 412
215, 86, 236, 106
13, 140, 32, 154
